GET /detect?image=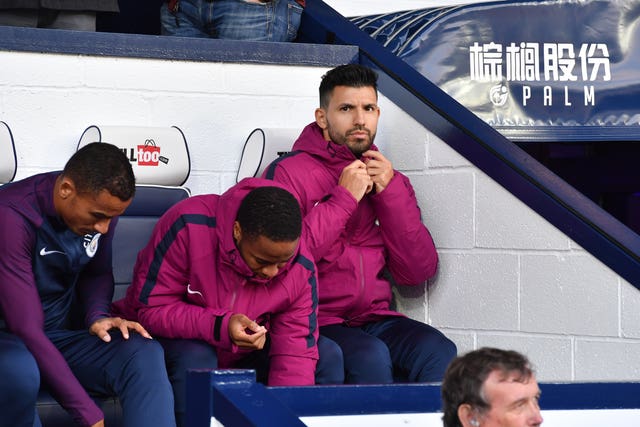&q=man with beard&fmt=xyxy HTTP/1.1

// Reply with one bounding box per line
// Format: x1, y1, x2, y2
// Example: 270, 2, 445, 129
264, 63, 456, 384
